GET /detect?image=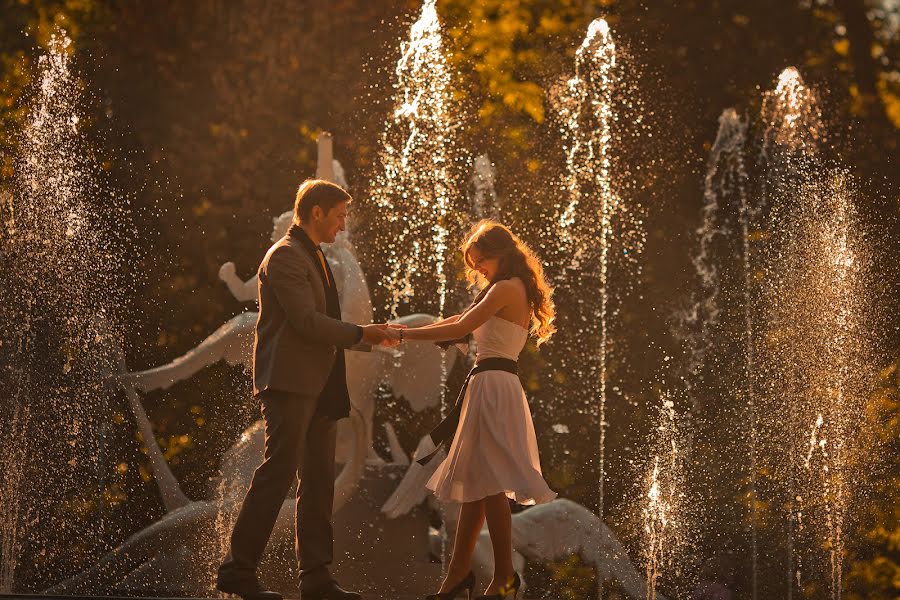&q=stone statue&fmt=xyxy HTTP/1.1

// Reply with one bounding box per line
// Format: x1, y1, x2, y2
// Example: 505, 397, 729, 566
46, 134, 658, 599
116, 134, 457, 512
383, 434, 663, 599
